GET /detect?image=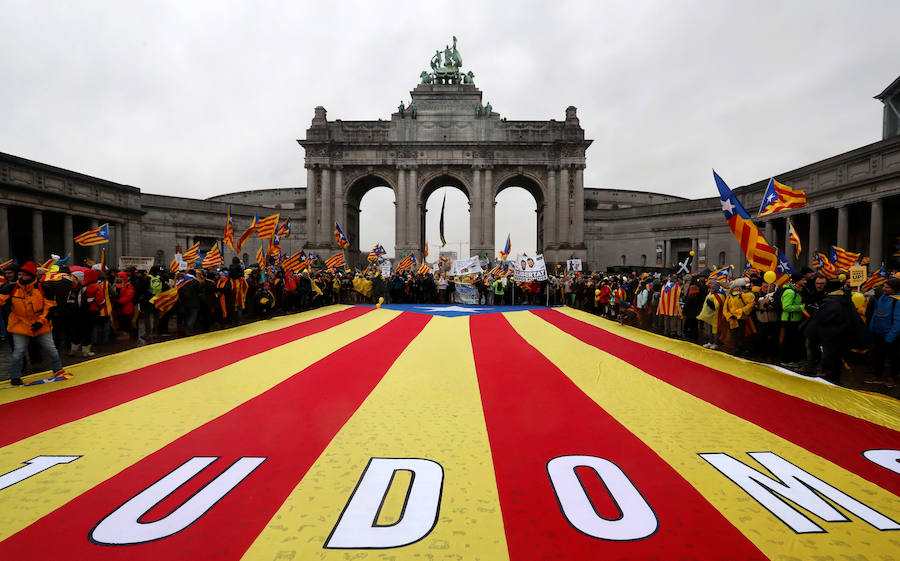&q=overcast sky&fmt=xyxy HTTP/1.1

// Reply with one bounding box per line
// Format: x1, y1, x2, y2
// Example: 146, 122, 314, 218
3, 1, 898, 258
